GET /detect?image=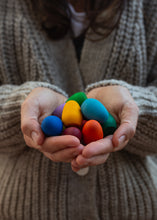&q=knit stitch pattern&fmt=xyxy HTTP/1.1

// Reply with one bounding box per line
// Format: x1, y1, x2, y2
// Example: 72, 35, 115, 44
0, 0, 157, 219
